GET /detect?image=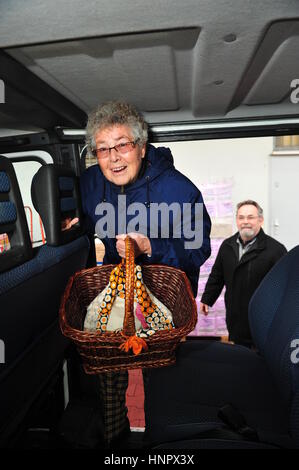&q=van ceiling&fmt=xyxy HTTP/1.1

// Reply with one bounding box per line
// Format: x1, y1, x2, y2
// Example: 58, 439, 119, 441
1, 0, 299, 133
